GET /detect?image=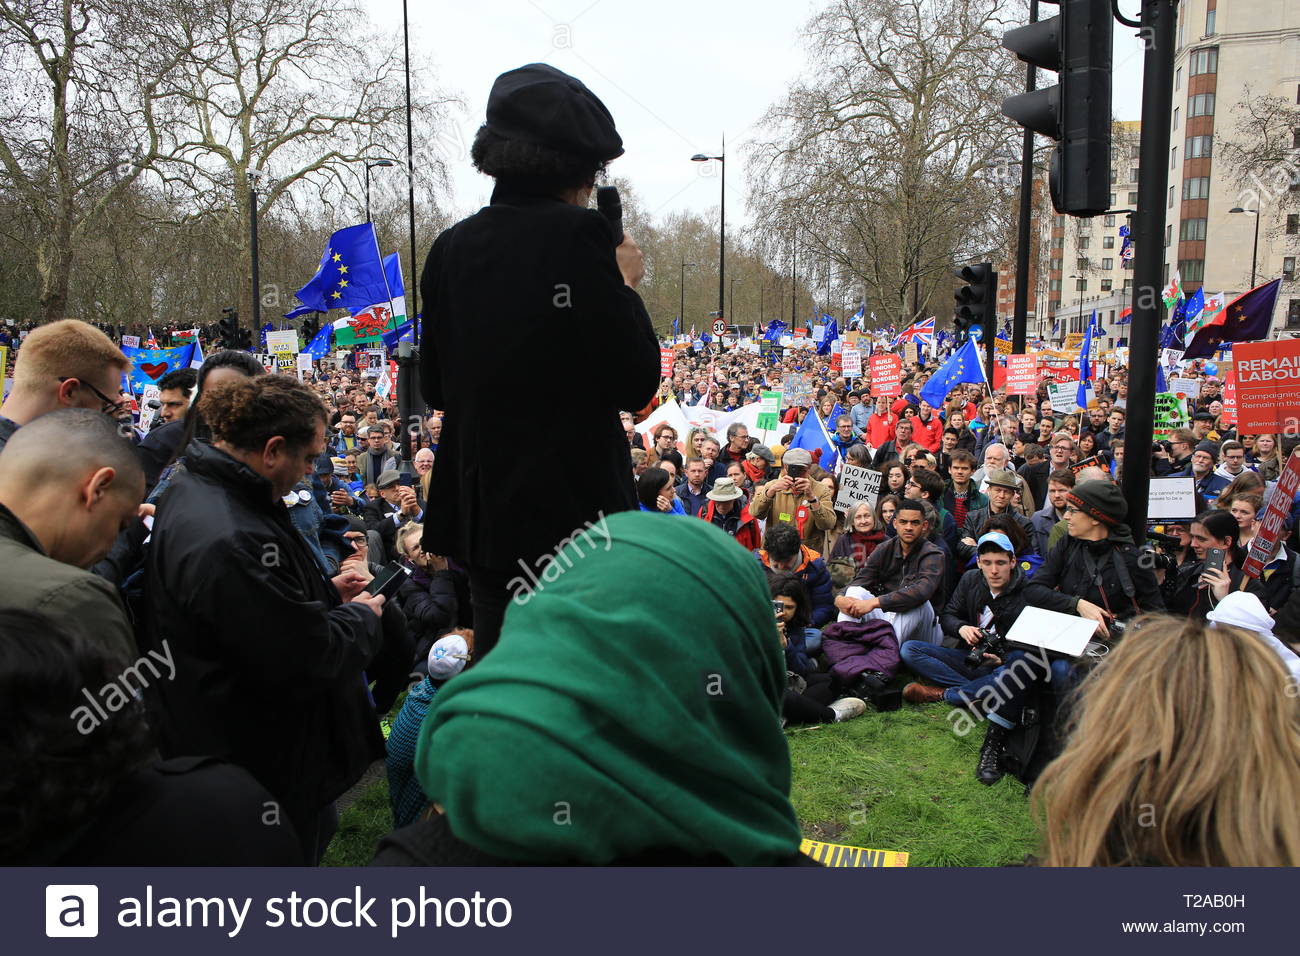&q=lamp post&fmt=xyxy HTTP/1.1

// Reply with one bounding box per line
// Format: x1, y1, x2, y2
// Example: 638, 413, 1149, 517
679, 259, 695, 337
364, 159, 395, 223
1068, 273, 1085, 334
691, 138, 725, 320
1229, 206, 1260, 287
